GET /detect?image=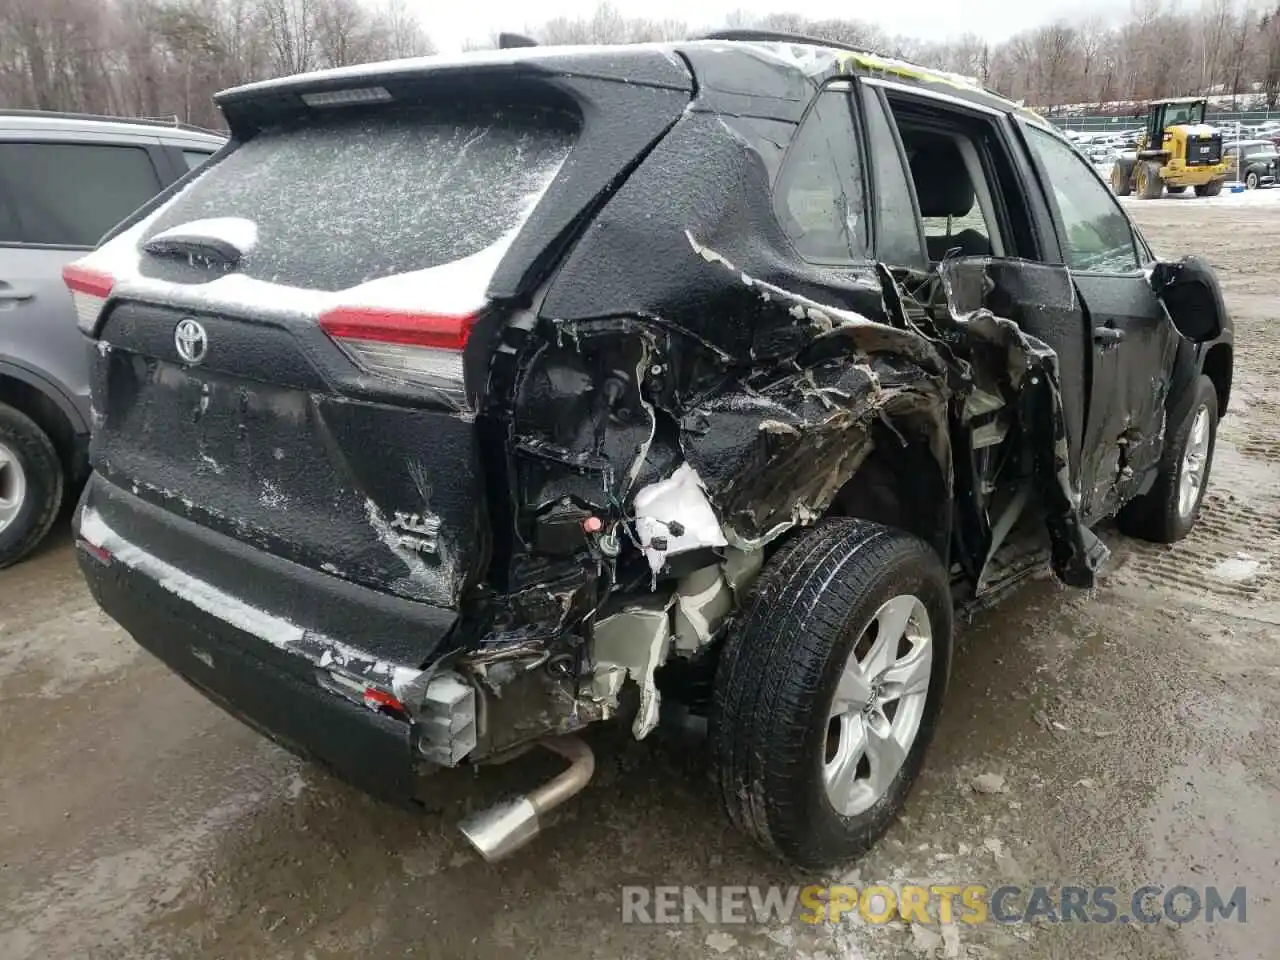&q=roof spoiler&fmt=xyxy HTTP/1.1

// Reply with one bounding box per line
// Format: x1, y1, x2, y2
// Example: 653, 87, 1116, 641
498, 32, 538, 49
